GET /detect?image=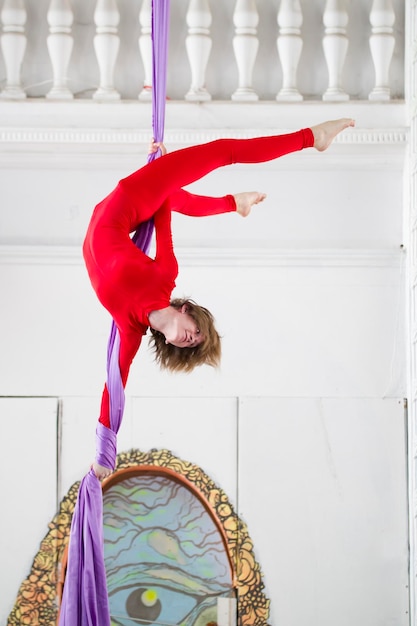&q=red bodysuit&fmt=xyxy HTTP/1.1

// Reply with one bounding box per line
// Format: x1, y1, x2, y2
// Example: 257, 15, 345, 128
83, 128, 314, 427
